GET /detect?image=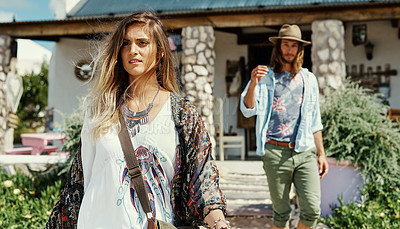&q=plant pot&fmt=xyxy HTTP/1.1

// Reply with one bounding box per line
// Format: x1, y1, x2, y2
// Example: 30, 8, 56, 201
320, 157, 364, 216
